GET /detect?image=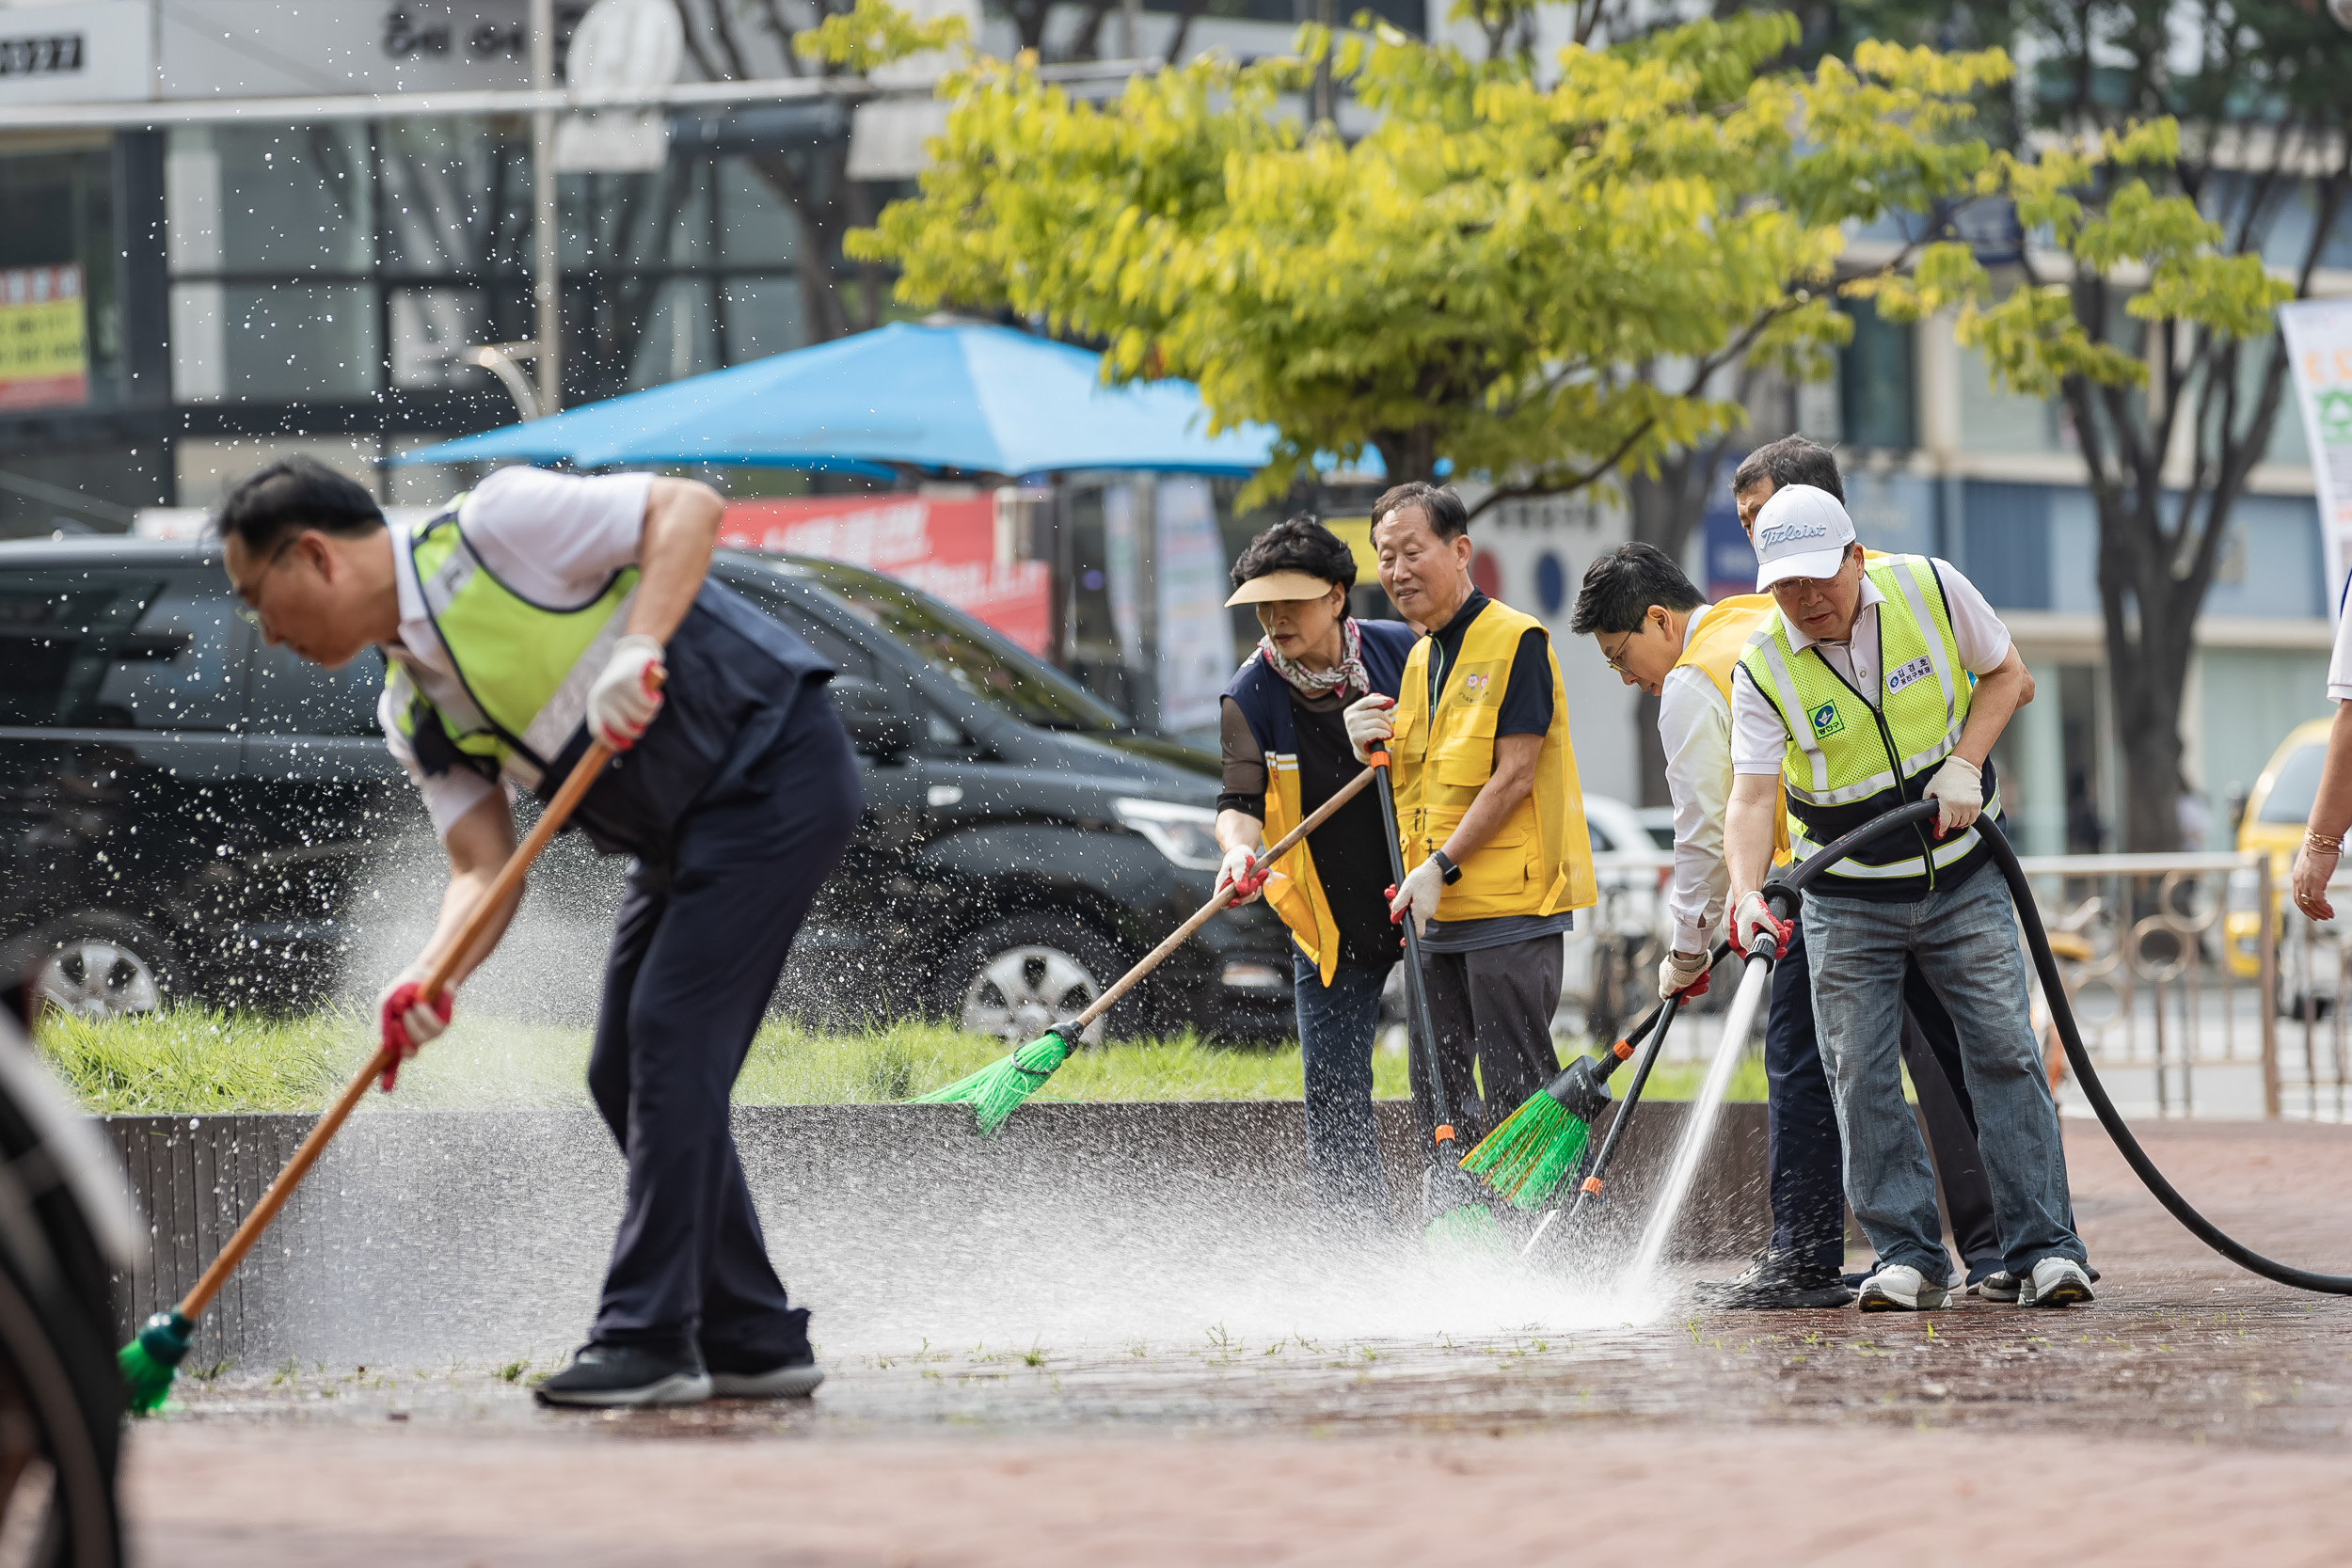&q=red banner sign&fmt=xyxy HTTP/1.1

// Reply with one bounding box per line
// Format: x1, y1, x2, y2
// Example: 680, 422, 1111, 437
720, 494, 1053, 656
